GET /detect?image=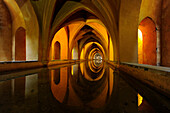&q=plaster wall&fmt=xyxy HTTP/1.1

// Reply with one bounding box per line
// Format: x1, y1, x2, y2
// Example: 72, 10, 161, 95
138, 0, 162, 25
0, 0, 12, 61
119, 0, 142, 63
162, 0, 170, 67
